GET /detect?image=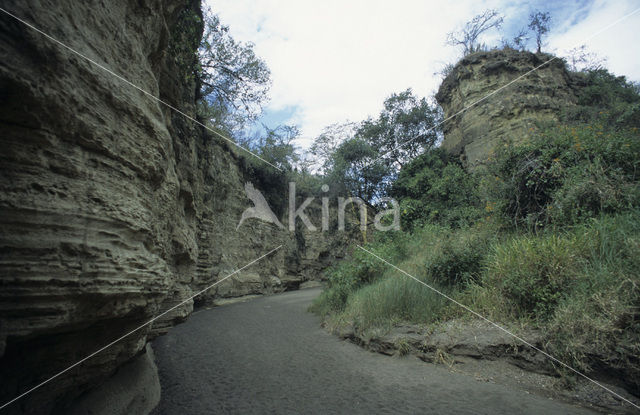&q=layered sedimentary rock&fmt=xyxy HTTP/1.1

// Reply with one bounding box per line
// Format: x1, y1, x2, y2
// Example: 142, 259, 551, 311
436, 49, 580, 165
0, 1, 355, 413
